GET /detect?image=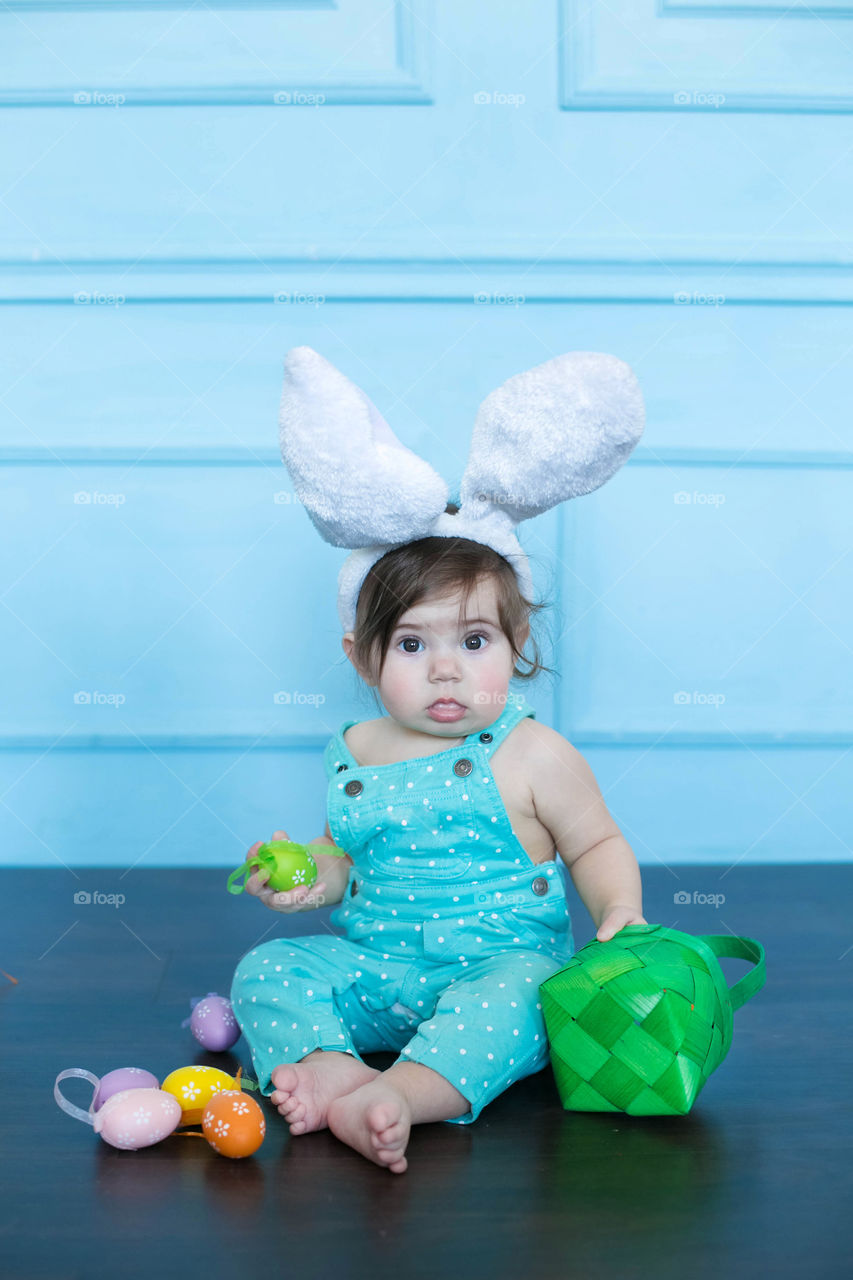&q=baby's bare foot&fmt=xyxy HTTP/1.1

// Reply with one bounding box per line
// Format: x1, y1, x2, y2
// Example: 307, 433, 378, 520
270, 1051, 380, 1135
326, 1079, 411, 1174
